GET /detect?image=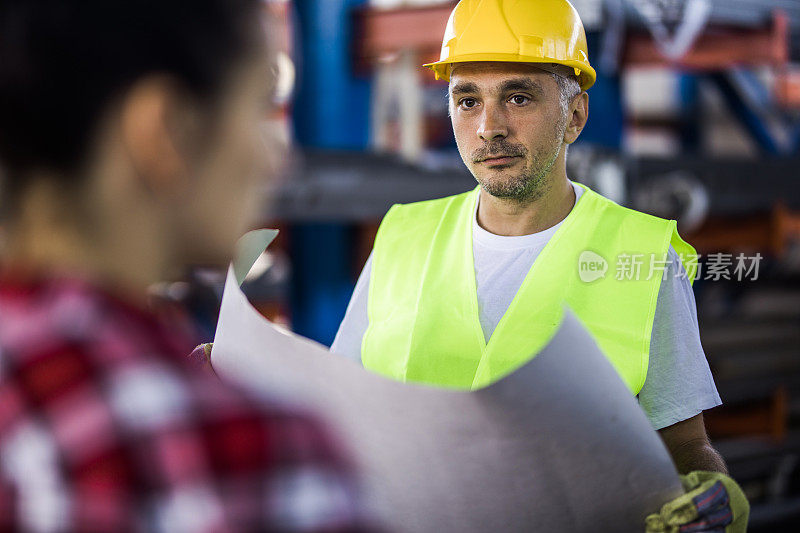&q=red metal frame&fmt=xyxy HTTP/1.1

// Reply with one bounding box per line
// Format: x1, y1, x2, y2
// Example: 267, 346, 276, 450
775, 68, 800, 109
355, 5, 789, 72
353, 2, 455, 67
622, 11, 789, 69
